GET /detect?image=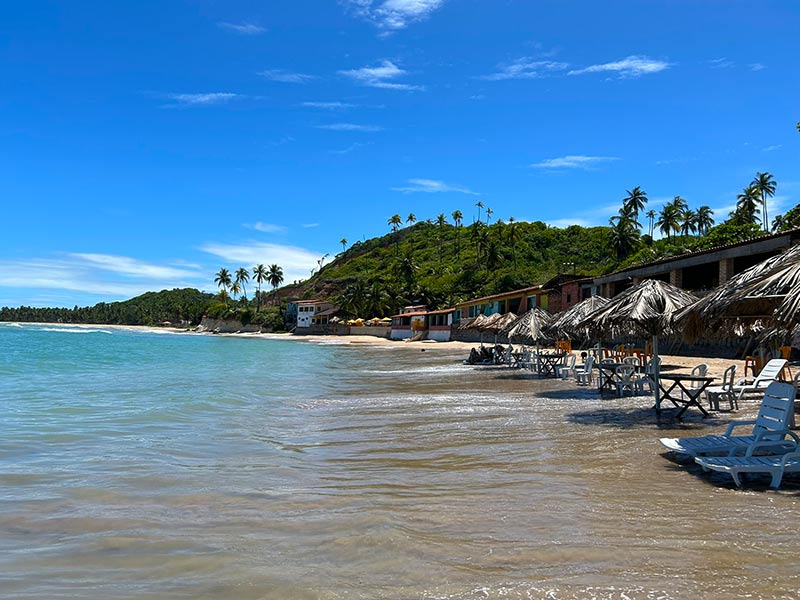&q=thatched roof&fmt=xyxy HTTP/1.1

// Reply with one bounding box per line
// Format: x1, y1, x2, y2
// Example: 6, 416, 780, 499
580, 279, 698, 339
676, 244, 800, 342
547, 295, 610, 338
502, 307, 553, 344
455, 312, 517, 333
